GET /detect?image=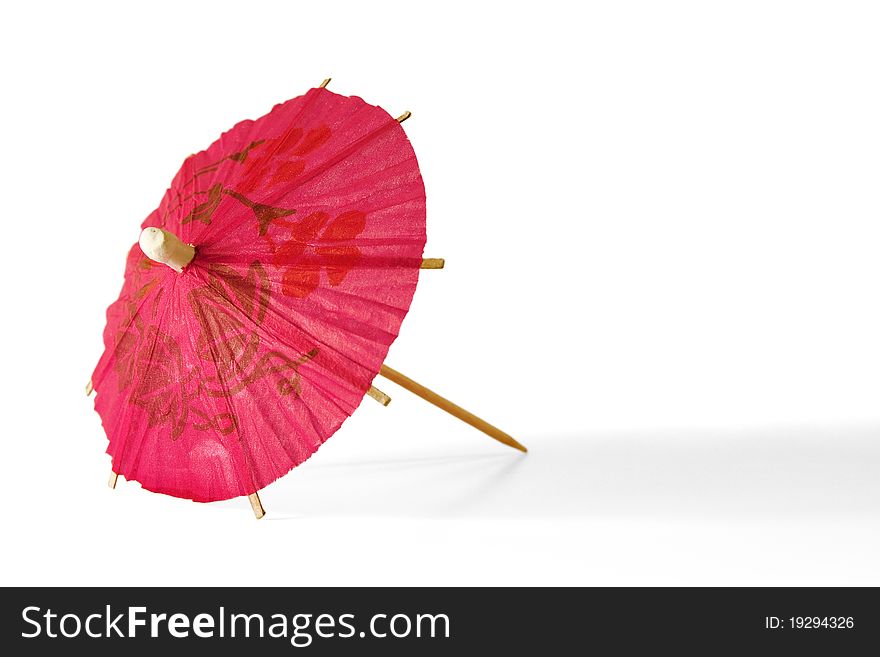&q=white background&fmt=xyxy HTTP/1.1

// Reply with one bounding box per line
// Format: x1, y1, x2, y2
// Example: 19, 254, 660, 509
1, 1, 879, 585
